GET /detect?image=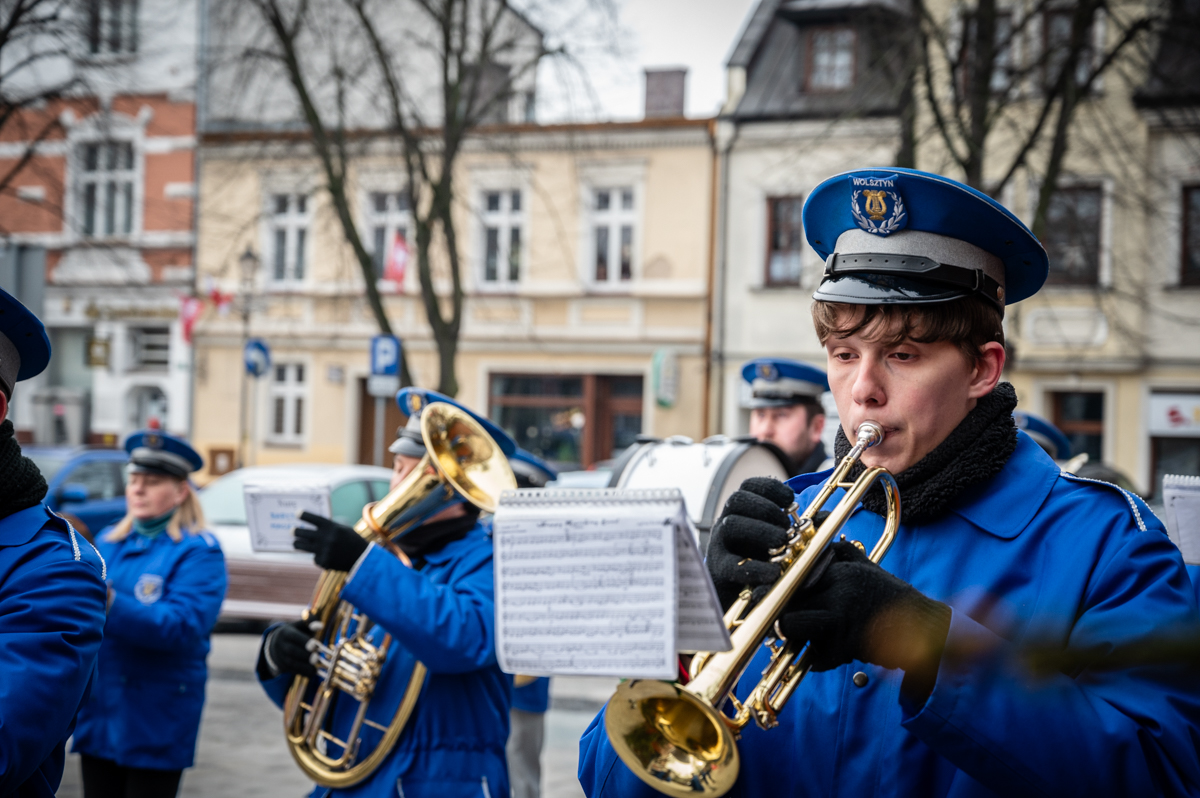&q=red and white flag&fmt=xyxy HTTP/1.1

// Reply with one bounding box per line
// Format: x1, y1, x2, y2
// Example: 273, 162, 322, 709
383, 231, 409, 291
180, 296, 204, 344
